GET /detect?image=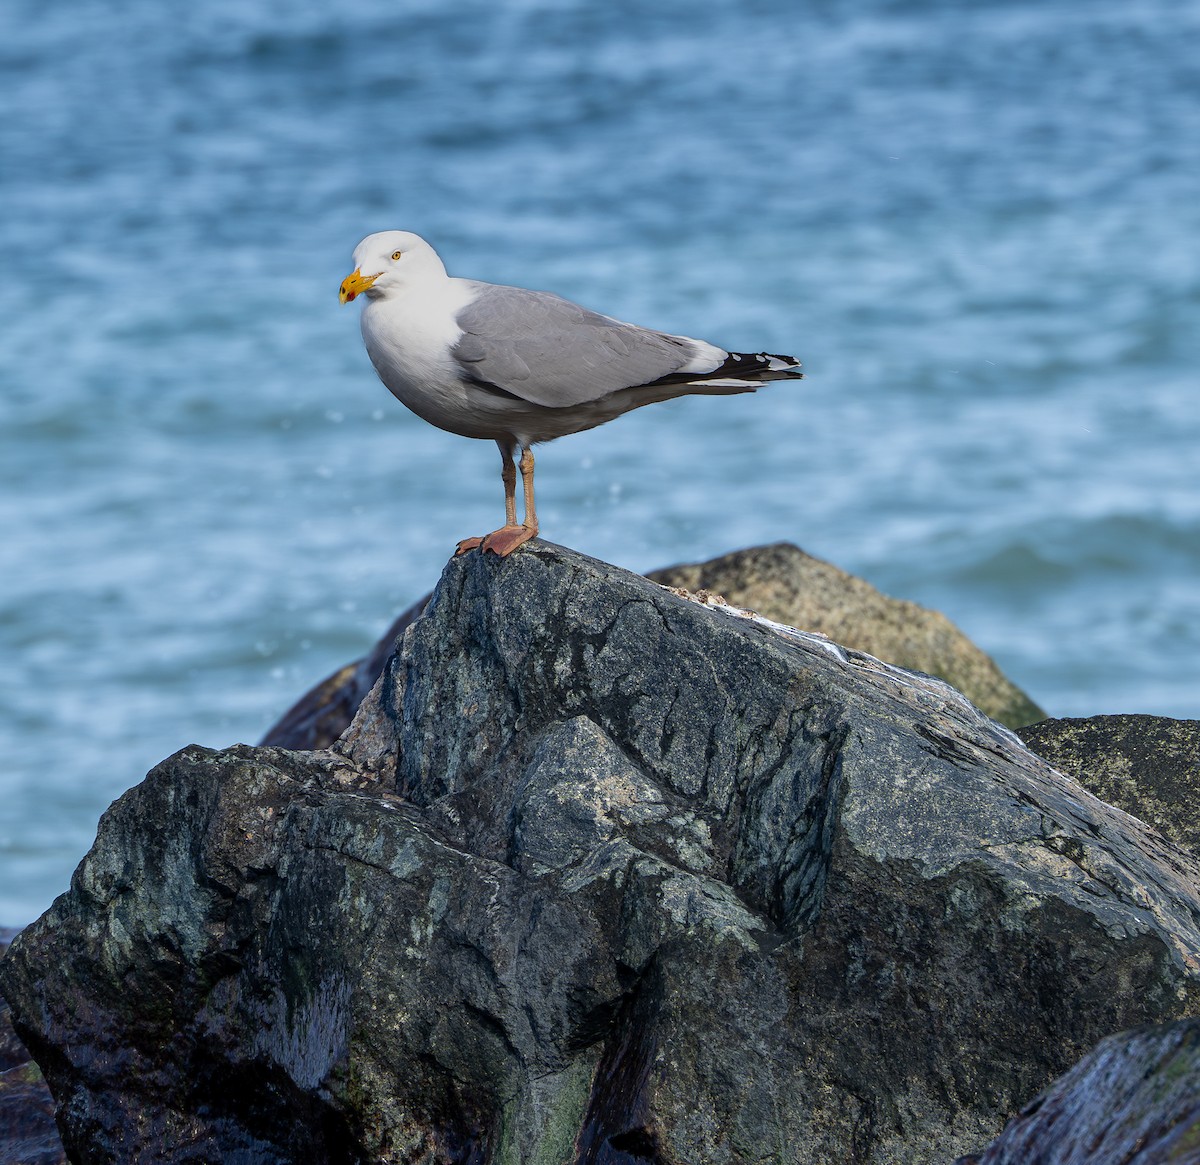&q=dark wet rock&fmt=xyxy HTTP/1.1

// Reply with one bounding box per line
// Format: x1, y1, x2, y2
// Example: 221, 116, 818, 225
2, 542, 1197, 1164
263, 542, 1044, 753
0, 932, 66, 1165
960, 1018, 1200, 1165
647, 542, 1045, 729
1018, 714, 1200, 857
